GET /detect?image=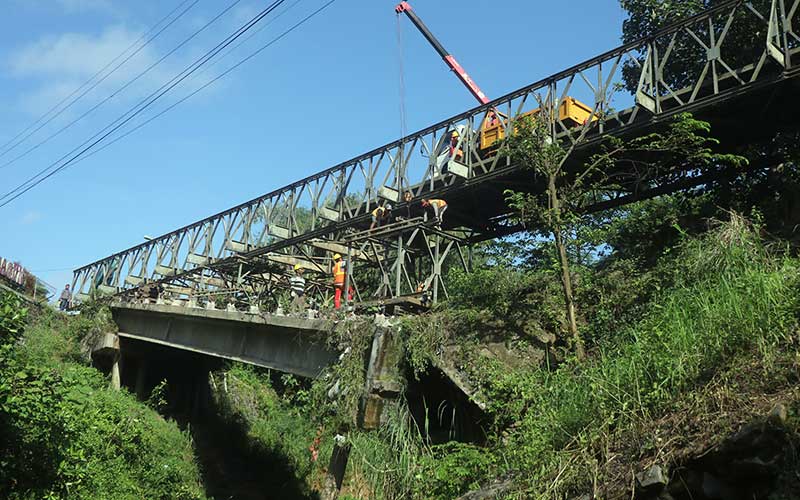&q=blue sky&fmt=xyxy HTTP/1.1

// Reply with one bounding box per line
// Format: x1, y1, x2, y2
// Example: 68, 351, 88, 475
0, 0, 626, 296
